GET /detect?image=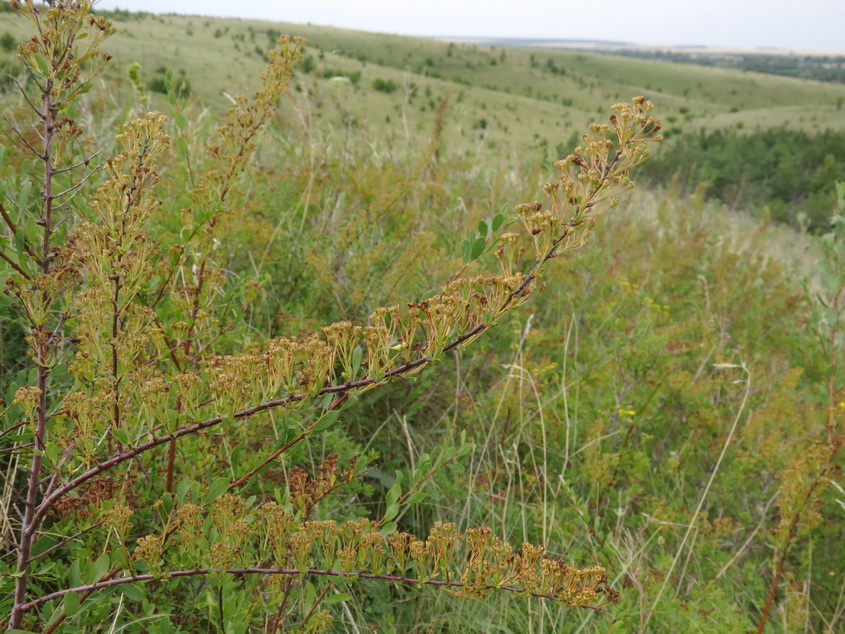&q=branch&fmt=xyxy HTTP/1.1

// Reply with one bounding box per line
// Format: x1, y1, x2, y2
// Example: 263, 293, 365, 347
228, 393, 349, 491
0, 247, 31, 280
52, 165, 100, 199
18, 566, 608, 613
30, 105, 660, 535
31, 355, 430, 528
30, 224, 557, 526
2, 115, 46, 161
12, 77, 43, 120
27, 522, 102, 563
0, 201, 43, 266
